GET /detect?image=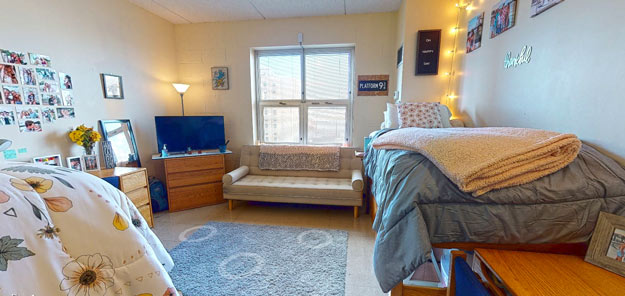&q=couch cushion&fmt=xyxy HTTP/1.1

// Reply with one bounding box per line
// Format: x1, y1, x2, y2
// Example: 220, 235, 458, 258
225, 175, 361, 201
